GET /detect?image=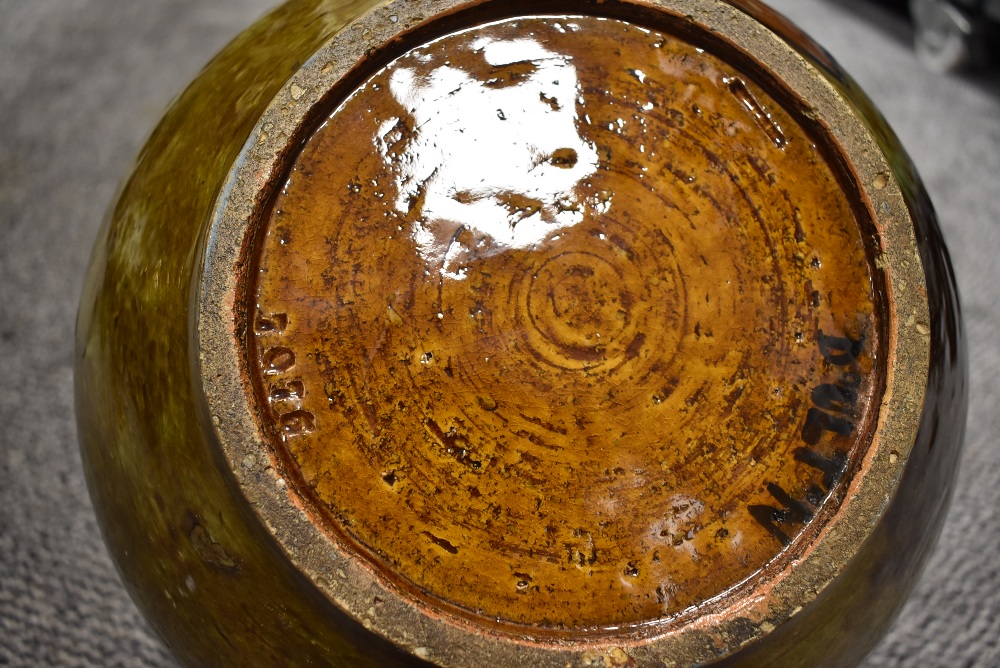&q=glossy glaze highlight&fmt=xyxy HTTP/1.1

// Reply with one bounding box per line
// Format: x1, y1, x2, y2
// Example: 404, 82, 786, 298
249, 16, 882, 630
